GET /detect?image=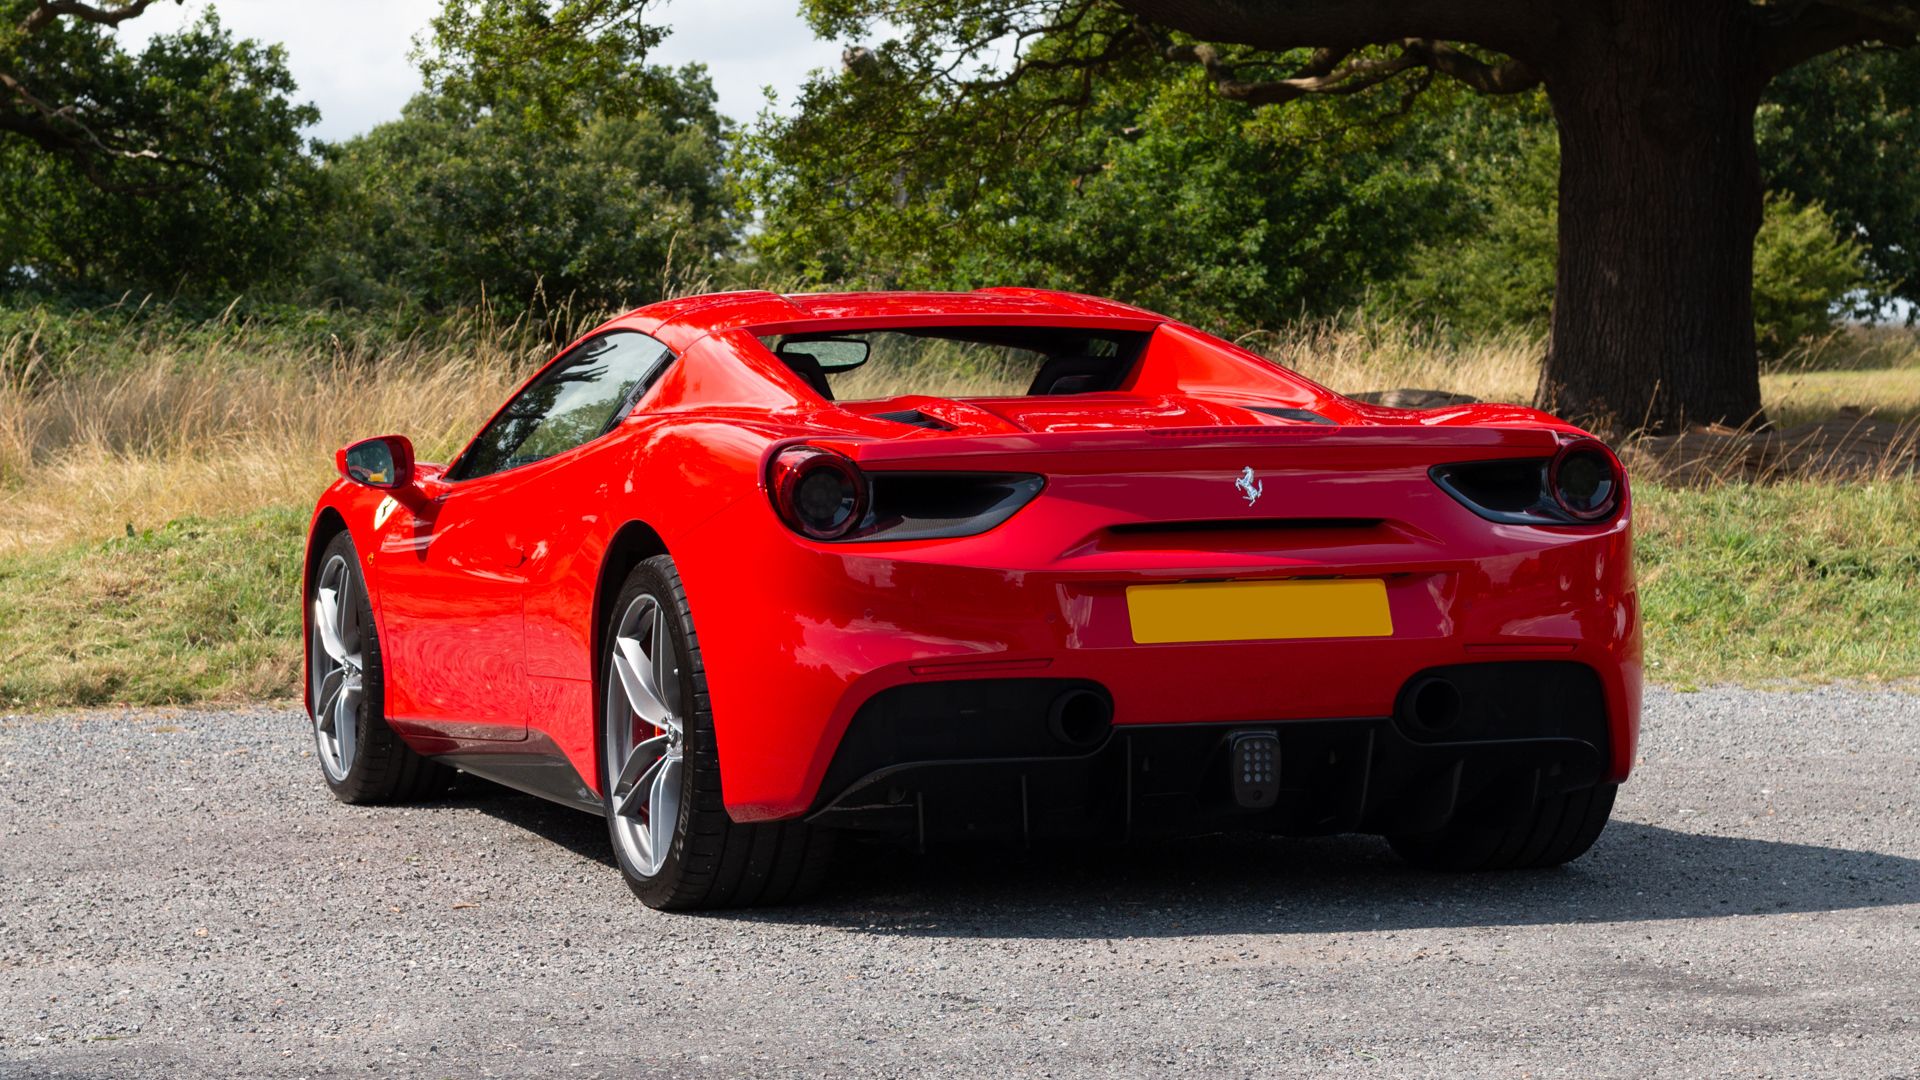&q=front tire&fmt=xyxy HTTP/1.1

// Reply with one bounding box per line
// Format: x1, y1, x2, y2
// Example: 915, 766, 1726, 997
600, 555, 833, 910
1388, 782, 1616, 872
308, 531, 451, 804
